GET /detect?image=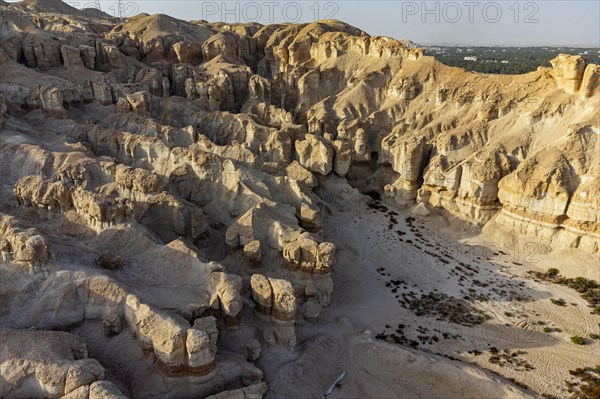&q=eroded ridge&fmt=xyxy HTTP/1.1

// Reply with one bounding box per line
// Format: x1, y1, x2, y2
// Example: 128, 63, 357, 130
0, 1, 598, 398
